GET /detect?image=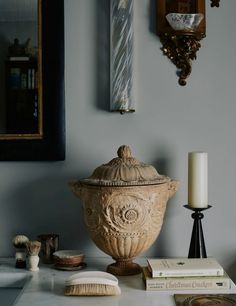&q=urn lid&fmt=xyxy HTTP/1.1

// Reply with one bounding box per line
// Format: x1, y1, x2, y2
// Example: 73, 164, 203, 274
80, 145, 170, 186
